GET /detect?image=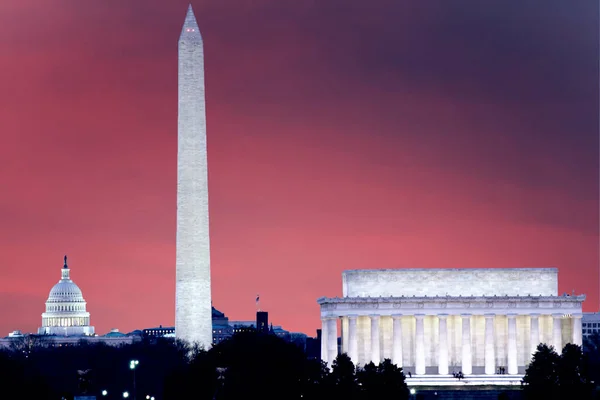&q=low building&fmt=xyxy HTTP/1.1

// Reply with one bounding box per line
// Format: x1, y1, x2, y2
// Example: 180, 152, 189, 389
583, 312, 600, 338
0, 329, 140, 350
143, 325, 175, 338
140, 308, 300, 347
